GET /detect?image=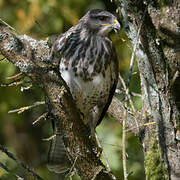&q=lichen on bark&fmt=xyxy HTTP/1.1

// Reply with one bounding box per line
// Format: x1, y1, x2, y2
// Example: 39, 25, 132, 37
145, 137, 169, 180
